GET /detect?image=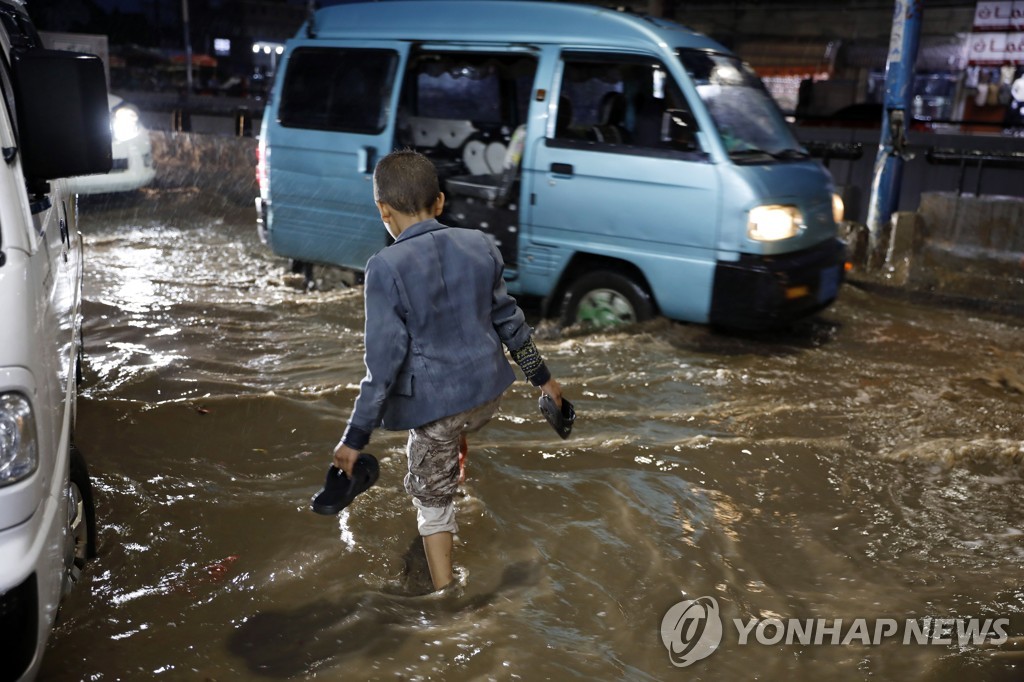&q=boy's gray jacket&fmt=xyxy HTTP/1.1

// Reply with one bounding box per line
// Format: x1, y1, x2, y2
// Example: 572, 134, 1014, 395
347, 219, 533, 435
